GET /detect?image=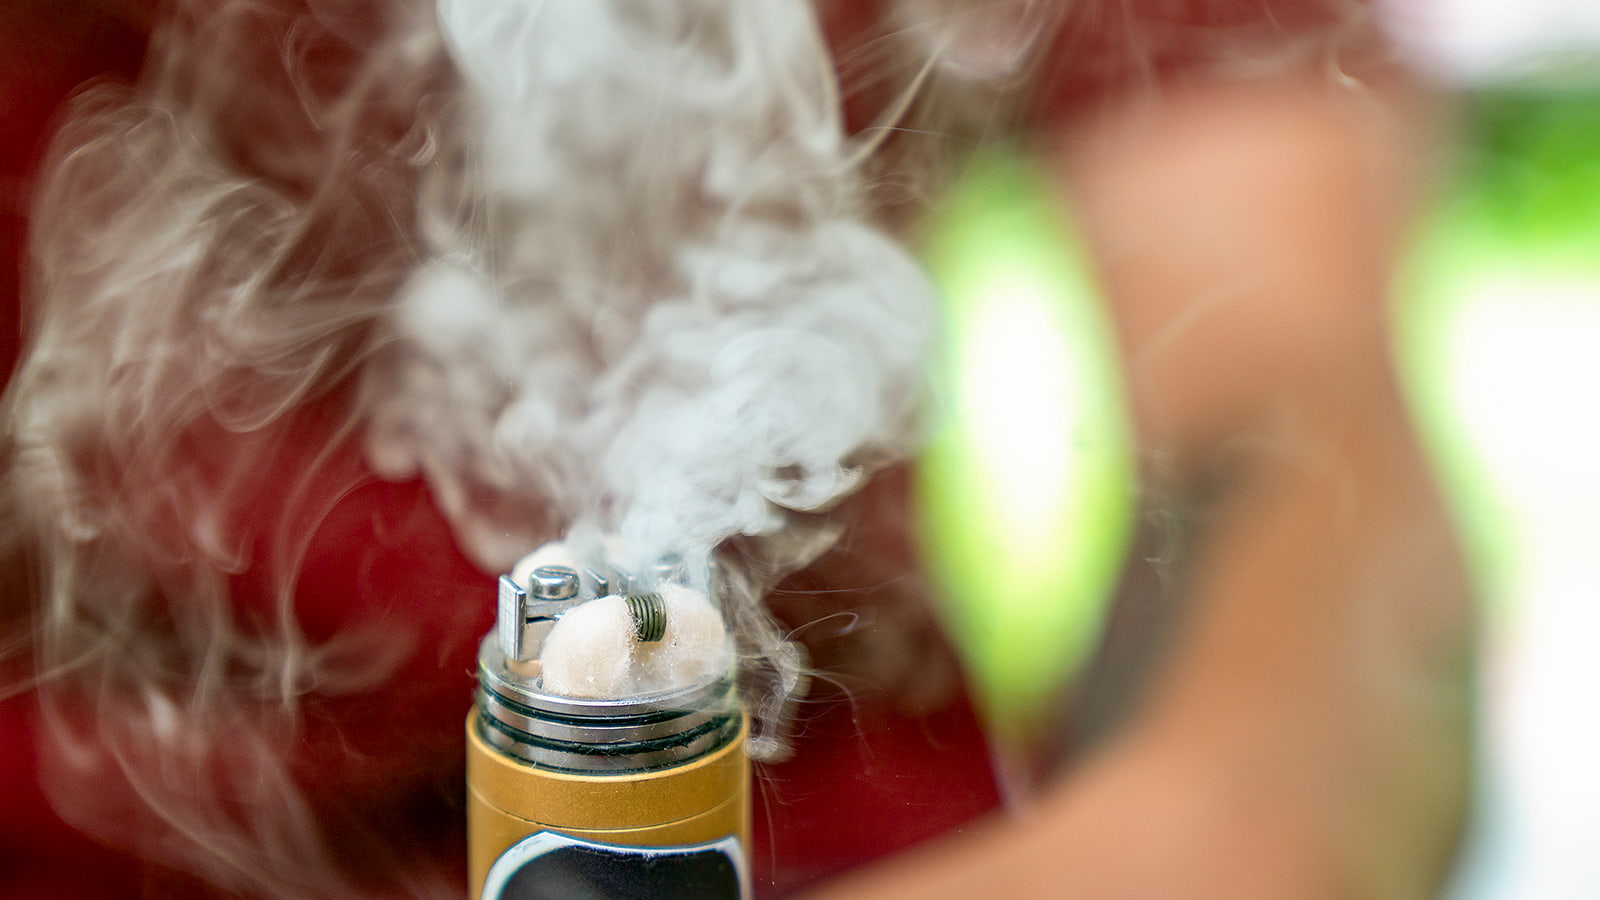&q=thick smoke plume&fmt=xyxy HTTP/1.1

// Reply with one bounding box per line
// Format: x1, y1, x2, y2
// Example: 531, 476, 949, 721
3, 0, 945, 894
371, 0, 935, 580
